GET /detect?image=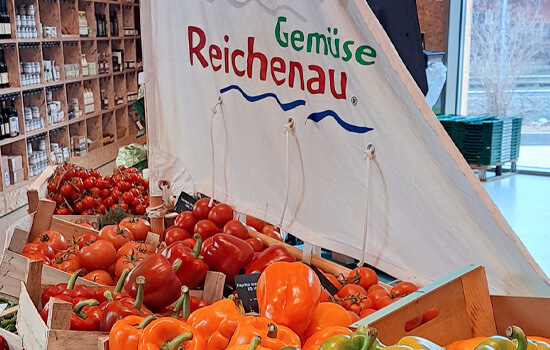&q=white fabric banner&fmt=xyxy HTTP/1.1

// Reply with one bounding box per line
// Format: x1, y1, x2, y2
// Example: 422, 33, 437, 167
141, 0, 550, 296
